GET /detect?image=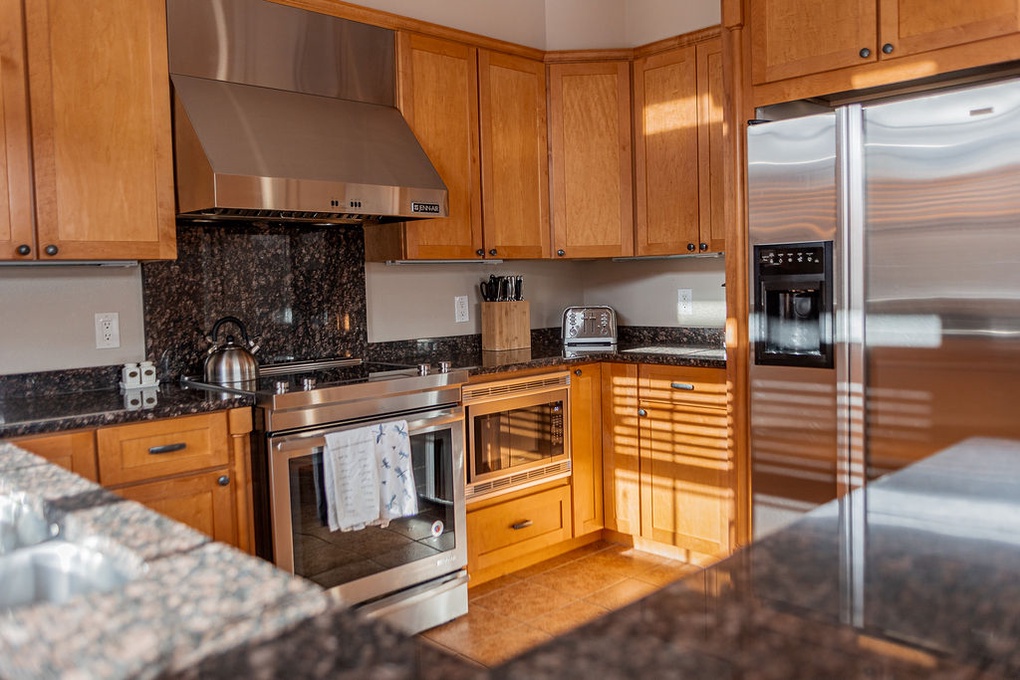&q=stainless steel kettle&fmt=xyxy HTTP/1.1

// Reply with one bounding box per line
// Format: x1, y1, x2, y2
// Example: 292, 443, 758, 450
203, 316, 260, 385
